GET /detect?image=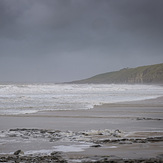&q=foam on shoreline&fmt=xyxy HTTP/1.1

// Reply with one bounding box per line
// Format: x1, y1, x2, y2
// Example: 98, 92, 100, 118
1, 84, 163, 115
